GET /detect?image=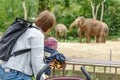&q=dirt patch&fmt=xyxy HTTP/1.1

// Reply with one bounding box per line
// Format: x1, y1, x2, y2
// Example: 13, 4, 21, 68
58, 40, 120, 61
